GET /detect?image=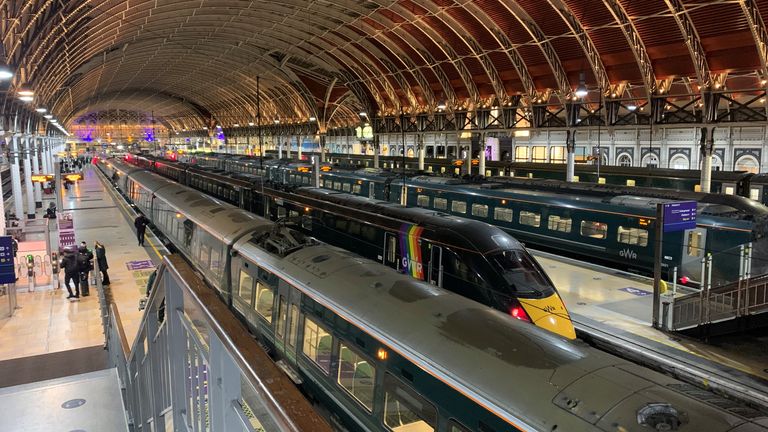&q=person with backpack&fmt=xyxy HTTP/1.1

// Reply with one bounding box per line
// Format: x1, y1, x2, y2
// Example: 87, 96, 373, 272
60, 247, 80, 299
77, 242, 94, 296
134, 214, 149, 246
